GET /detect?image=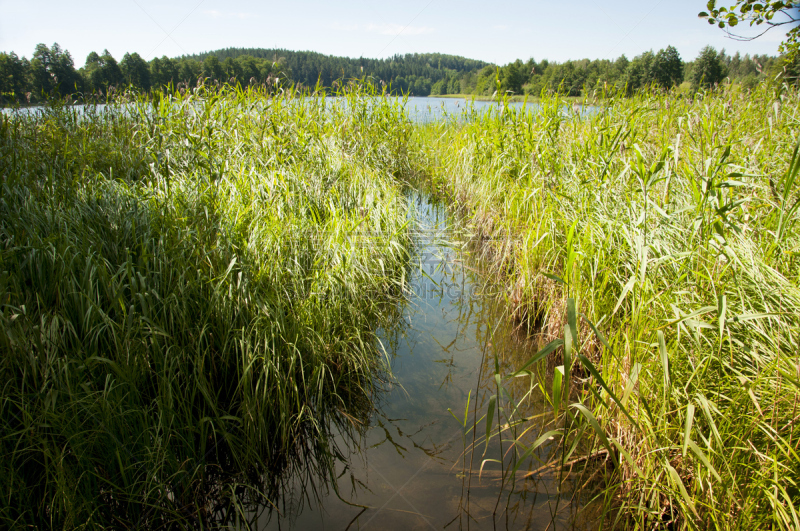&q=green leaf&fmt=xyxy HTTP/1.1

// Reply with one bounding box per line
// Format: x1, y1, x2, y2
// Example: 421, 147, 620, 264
571, 403, 619, 467
688, 440, 722, 482
682, 403, 695, 457
542, 272, 566, 286
658, 331, 671, 391
729, 312, 780, 323
510, 430, 563, 477
612, 438, 643, 478
447, 408, 463, 426
778, 367, 800, 390
484, 394, 496, 455
552, 366, 564, 416
656, 305, 716, 330
580, 311, 610, 350
622, 362, 641, 407
508, 338, 564, 378
612, 276, 636, 316
578, 354, 641, 432
566, 298, 578, 353
563, 323, 573, 379
667, 464, 700, 519
464, 389, 471, 427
